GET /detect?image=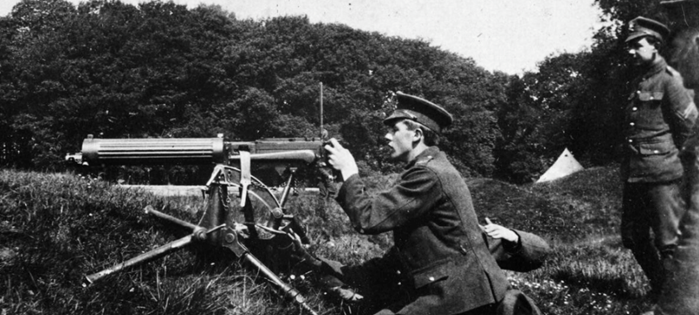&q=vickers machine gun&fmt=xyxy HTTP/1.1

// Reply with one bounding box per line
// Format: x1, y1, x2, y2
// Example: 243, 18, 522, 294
66, 134, 335, 315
